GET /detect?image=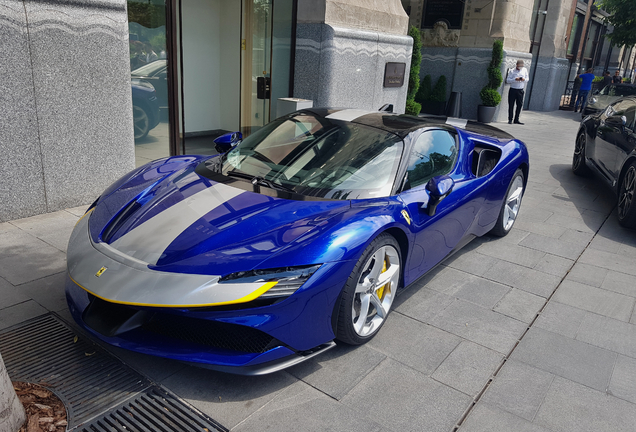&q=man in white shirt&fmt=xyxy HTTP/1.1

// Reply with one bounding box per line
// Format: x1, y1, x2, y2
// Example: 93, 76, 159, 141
506, 60, 529, 125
